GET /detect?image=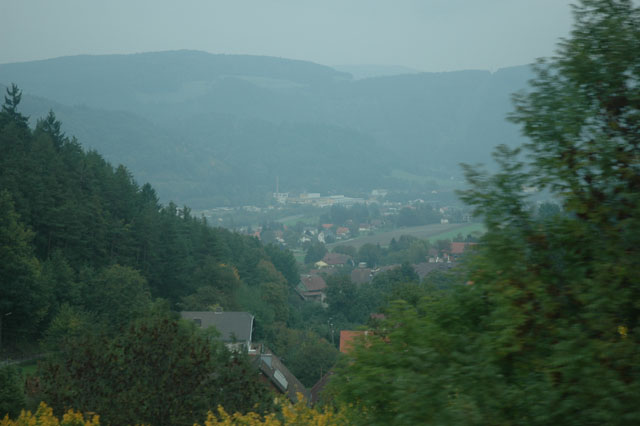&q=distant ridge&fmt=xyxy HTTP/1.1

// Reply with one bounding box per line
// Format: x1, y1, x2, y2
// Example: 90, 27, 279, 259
332, 64, 423, 79
0, 51, 533, 207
